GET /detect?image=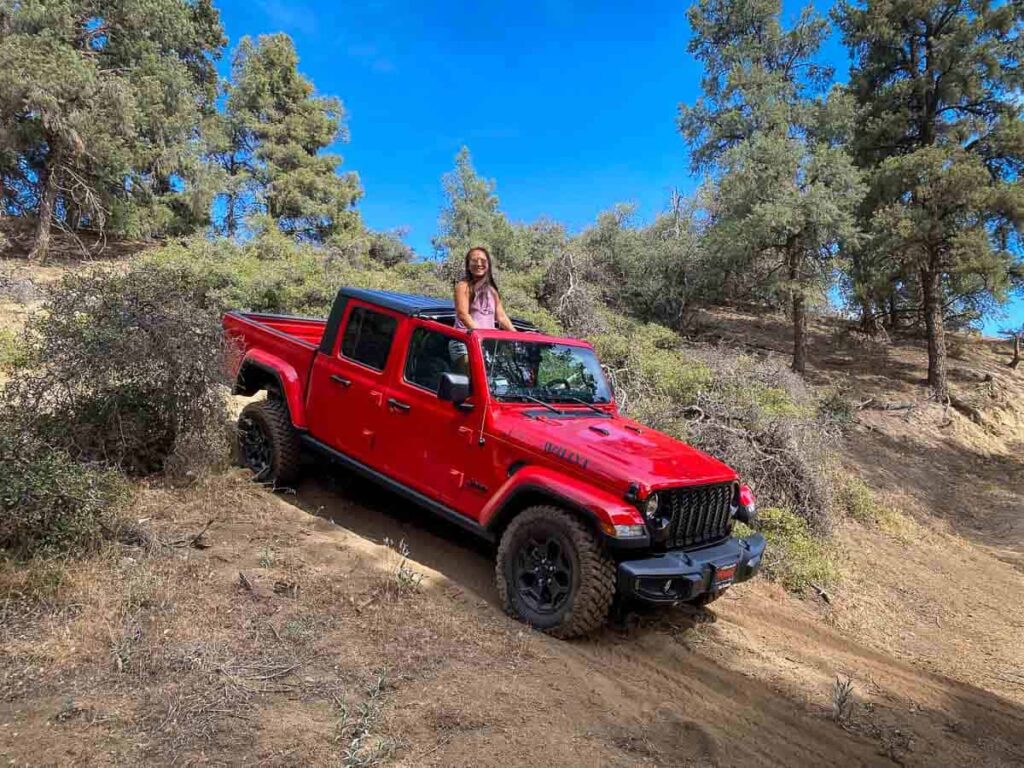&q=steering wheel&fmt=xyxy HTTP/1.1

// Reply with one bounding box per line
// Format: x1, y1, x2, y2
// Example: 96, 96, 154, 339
545, 378, 571, 390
